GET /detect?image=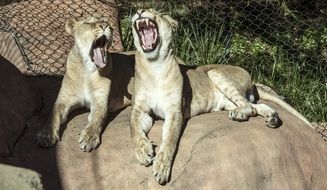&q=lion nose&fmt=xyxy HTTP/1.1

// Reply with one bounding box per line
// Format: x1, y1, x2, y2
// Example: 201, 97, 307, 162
100, 23, 108, 30
137, 9, 145, 16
